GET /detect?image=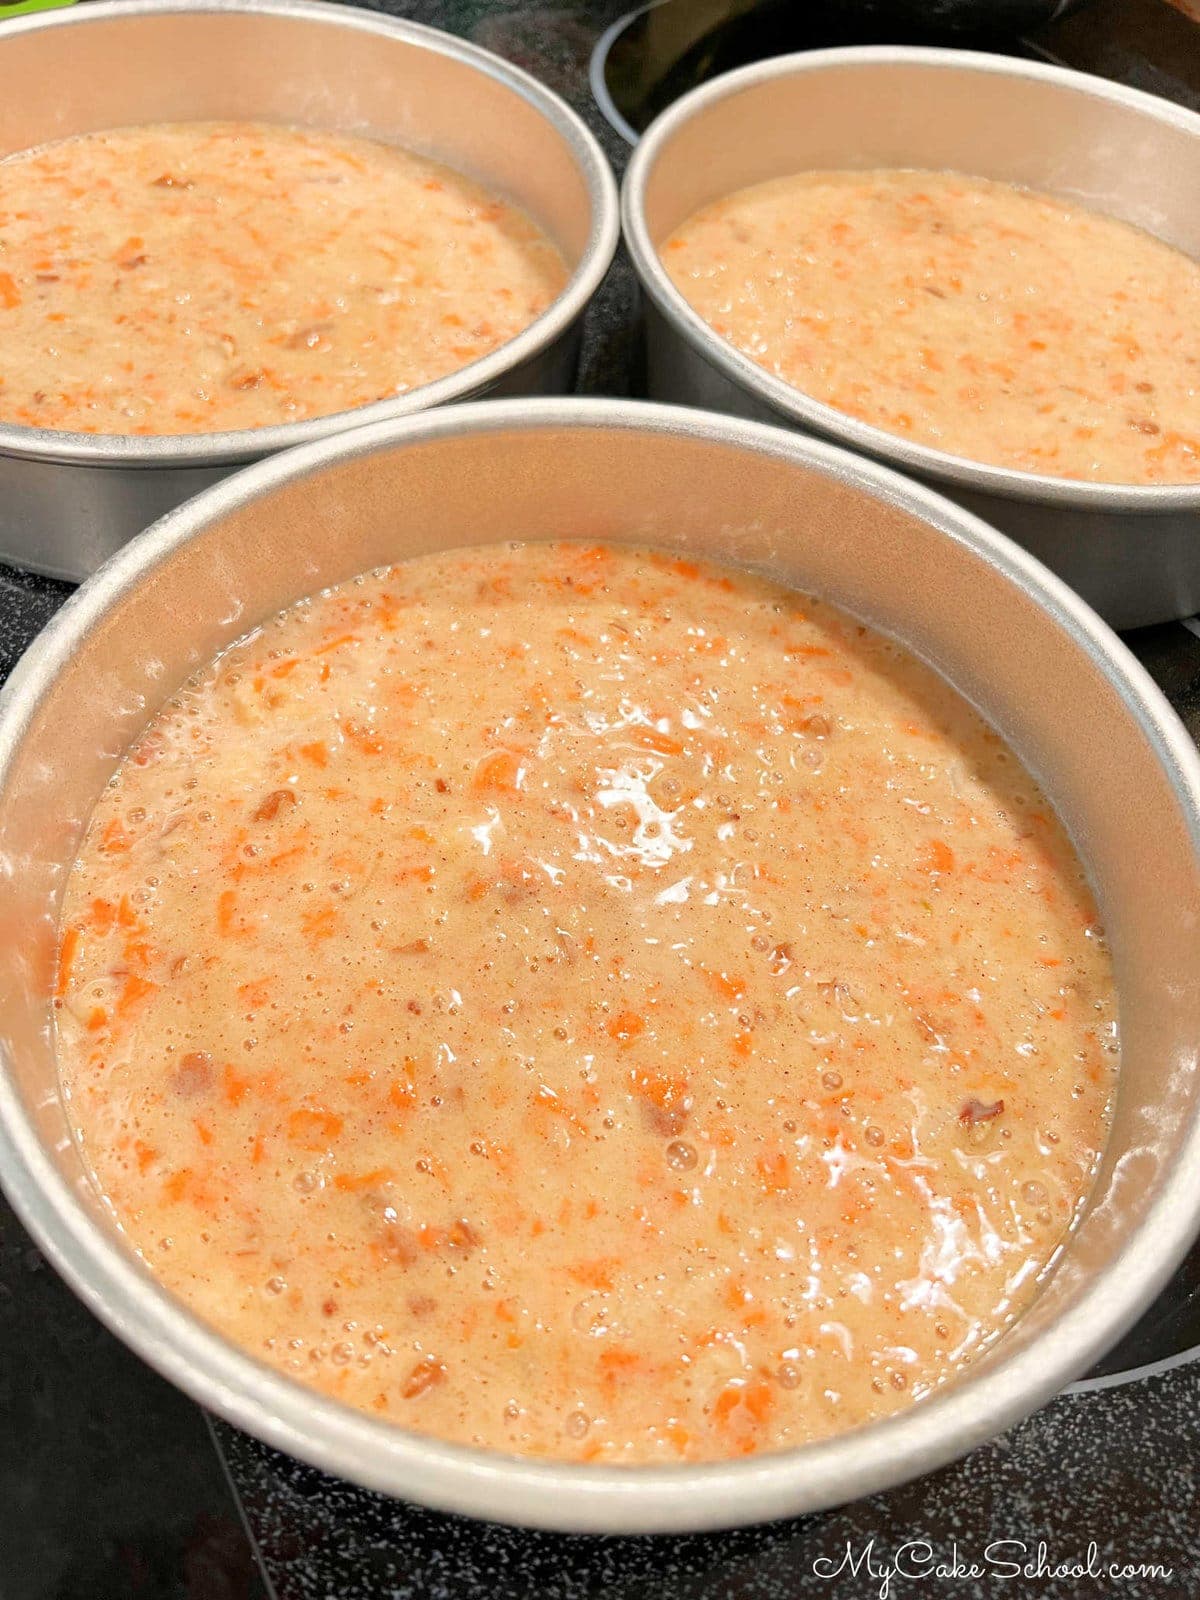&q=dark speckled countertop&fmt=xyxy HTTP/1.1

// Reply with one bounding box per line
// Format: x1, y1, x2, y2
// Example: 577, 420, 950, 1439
2, 3, 1200, 1598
